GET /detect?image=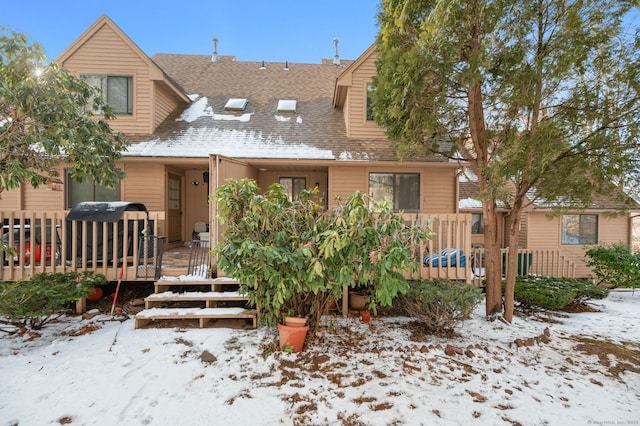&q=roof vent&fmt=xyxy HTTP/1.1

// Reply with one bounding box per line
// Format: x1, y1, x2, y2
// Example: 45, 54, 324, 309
333, 38, 340, 66
260, 60, 266, 70
224, 98, 248, 111
211, 37, 219, 62
284, 61, 289, 71
277, 99, 297, 113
